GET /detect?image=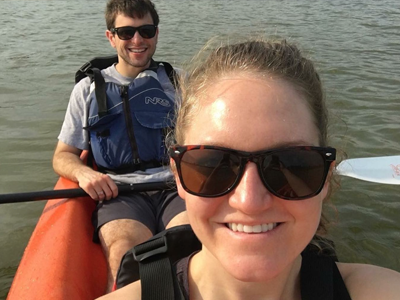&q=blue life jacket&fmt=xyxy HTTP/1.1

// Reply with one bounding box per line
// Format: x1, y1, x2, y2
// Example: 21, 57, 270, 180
76, 56, 177, 173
